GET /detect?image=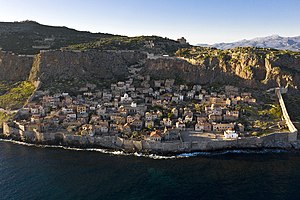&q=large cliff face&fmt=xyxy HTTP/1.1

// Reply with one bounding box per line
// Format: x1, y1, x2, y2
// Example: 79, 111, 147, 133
28, 50, 147, 88
142, 57, 260, 88
0, 51, 33, 82
1, 46, 299, 90
0, 49, 147, 88
143, 47, 300, 89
